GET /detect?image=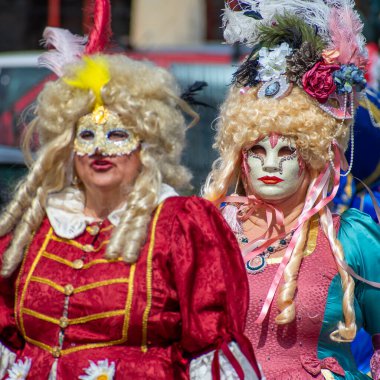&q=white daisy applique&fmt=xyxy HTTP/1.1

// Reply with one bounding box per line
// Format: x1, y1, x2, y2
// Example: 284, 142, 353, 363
78, 359, 115, 380
7, 357, 32, 380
